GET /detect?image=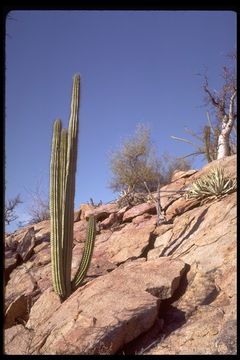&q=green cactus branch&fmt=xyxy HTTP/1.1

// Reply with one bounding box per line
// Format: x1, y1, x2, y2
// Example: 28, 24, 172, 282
72, 214, 96, 291
49, 74, 96, 300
